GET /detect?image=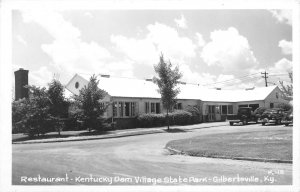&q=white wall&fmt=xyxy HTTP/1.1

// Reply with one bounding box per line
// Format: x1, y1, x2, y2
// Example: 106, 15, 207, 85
264, 86, 289, 108
65, 74, 89, 95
